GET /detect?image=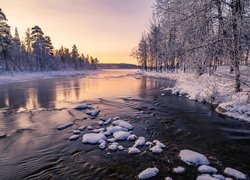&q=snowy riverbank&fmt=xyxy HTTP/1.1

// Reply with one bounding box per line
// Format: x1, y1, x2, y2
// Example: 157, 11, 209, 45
0, 70, 98, 85
138, 66, 250, 122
